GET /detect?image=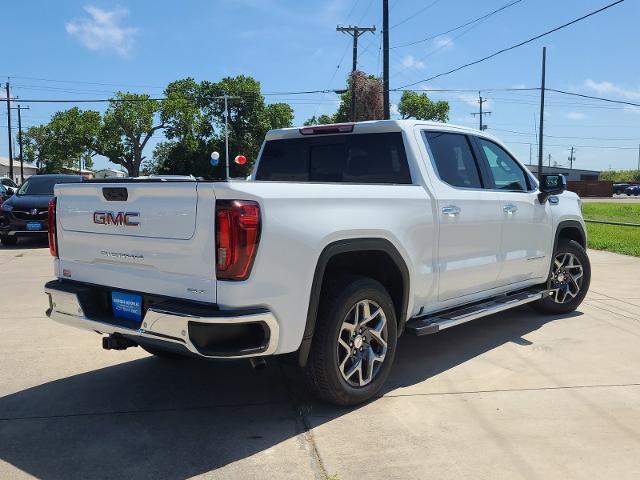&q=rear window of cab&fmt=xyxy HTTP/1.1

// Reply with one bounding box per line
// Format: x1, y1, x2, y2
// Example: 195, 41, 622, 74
255, 132, 412, 184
